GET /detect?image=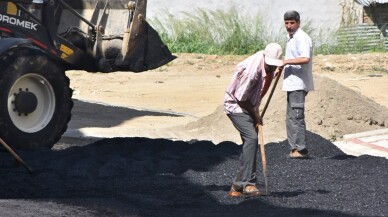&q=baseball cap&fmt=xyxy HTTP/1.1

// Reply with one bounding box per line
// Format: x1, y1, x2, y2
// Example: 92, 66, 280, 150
264, 43, 283, 67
